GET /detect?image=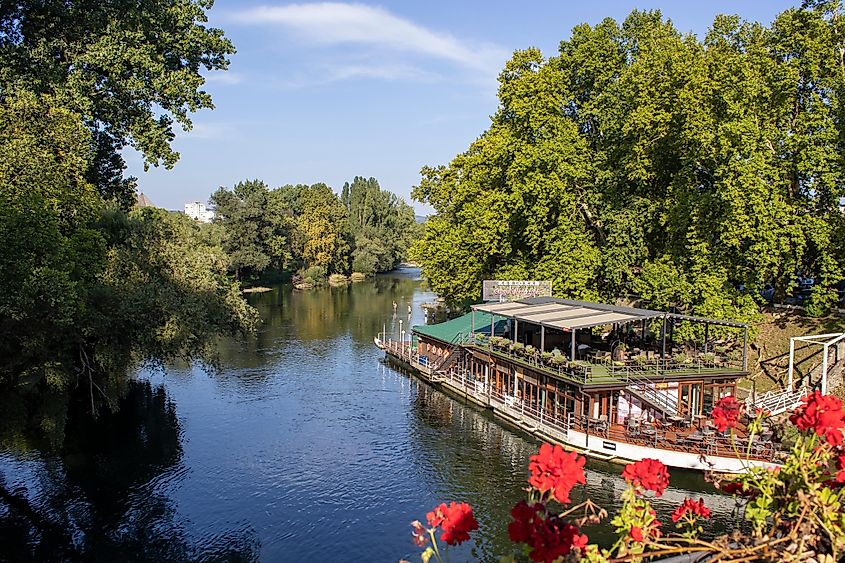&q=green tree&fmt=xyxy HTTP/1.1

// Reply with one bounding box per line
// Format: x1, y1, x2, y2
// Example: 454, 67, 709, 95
0, 0, 235, 205
412, 4, 845, 322
342, 176, 419, 274
0, 93, 256, 447
210, 180, 290, 280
